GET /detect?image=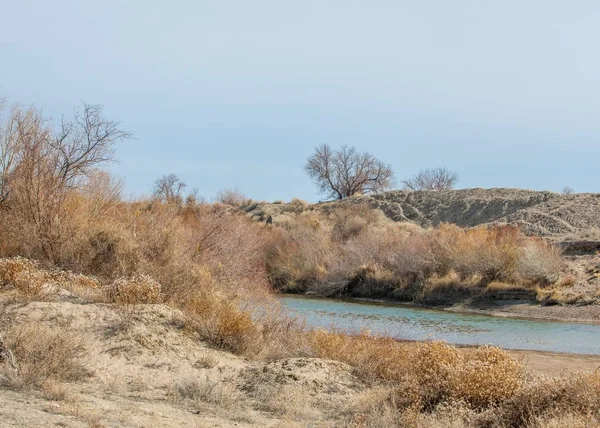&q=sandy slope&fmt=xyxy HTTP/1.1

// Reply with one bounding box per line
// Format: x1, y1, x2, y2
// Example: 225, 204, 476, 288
0, 298, 598, 427
0, 300, 363, 427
